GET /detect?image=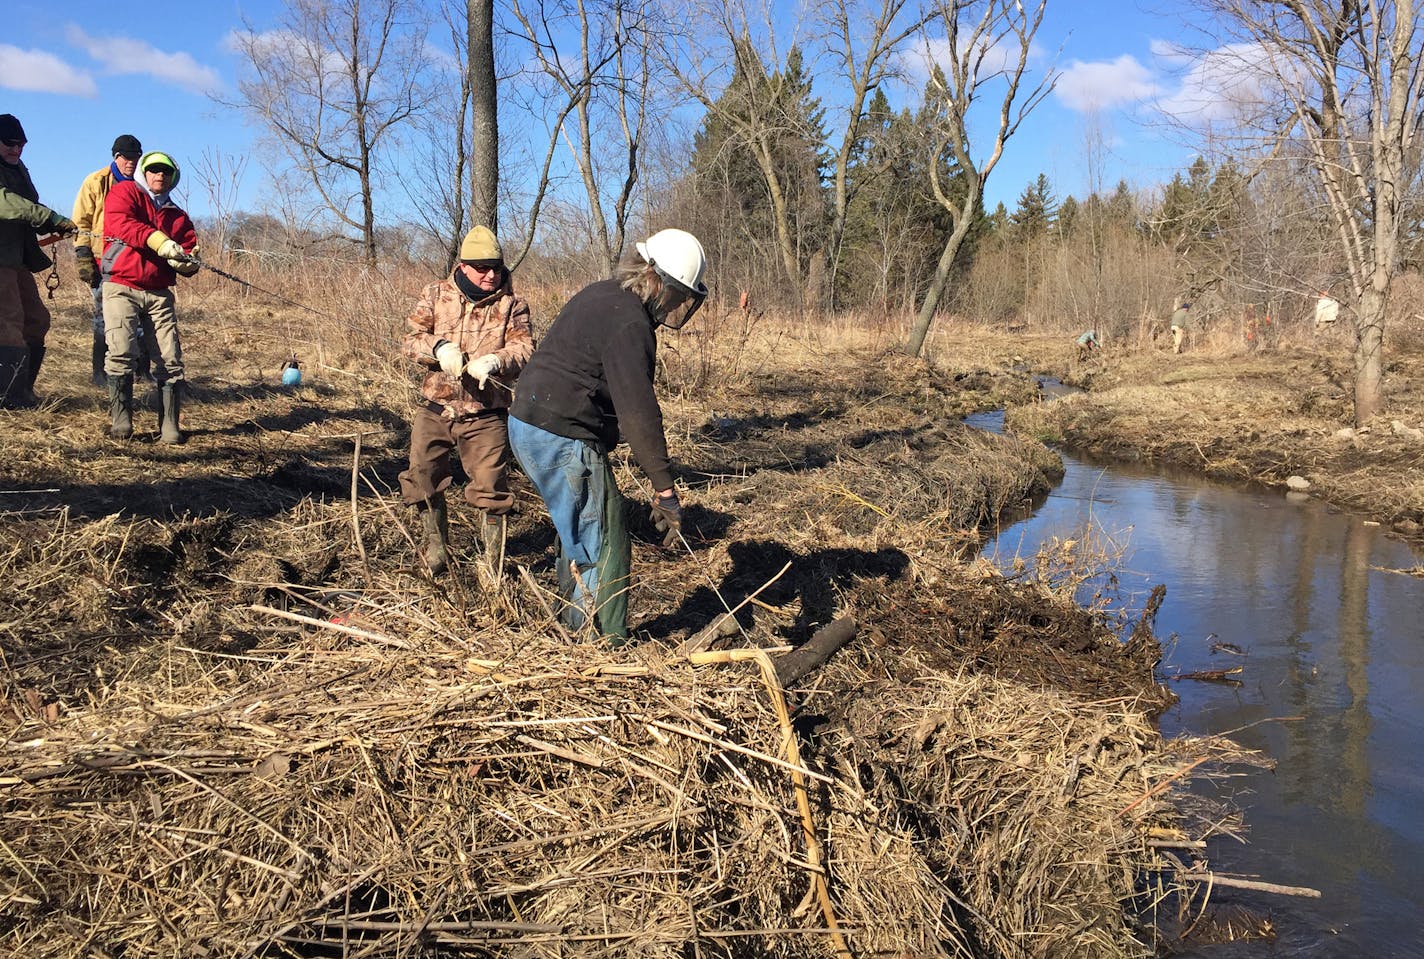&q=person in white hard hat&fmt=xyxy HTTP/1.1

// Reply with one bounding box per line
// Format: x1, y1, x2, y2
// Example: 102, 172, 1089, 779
509, 228, 708, 644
